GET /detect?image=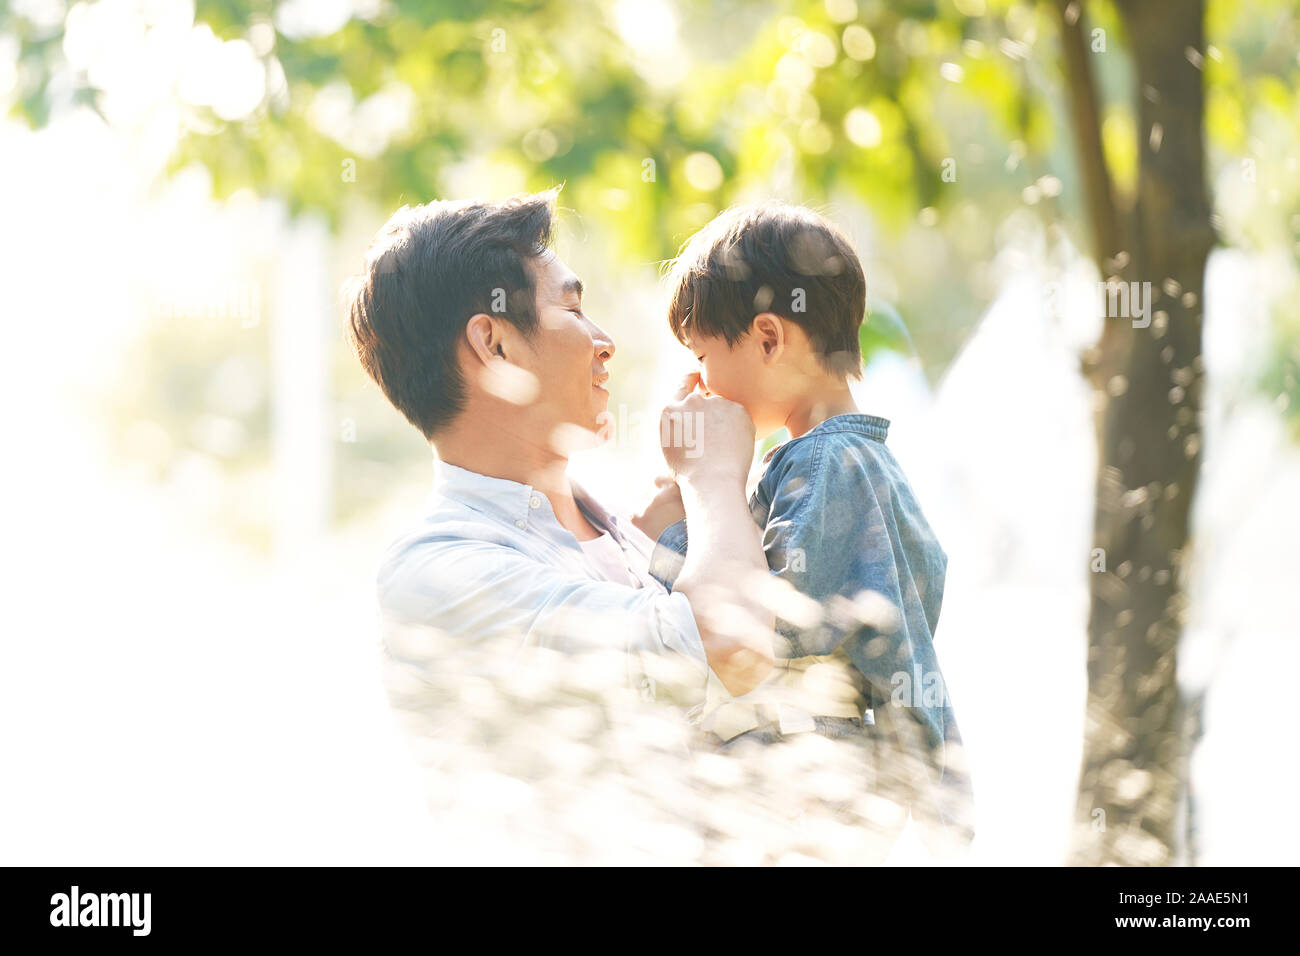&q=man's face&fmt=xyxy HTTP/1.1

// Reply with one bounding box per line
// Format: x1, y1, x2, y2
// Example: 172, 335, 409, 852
512, 251, 615, 442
